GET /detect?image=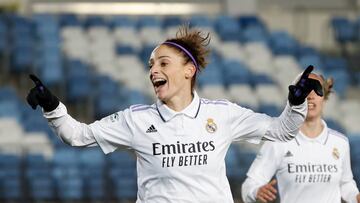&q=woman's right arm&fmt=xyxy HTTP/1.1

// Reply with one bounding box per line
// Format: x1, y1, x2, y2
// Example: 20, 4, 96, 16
44, 102, 98, 147
27, 74, 133, 153
44, 102, 134, 154
242, 141, 281, 203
